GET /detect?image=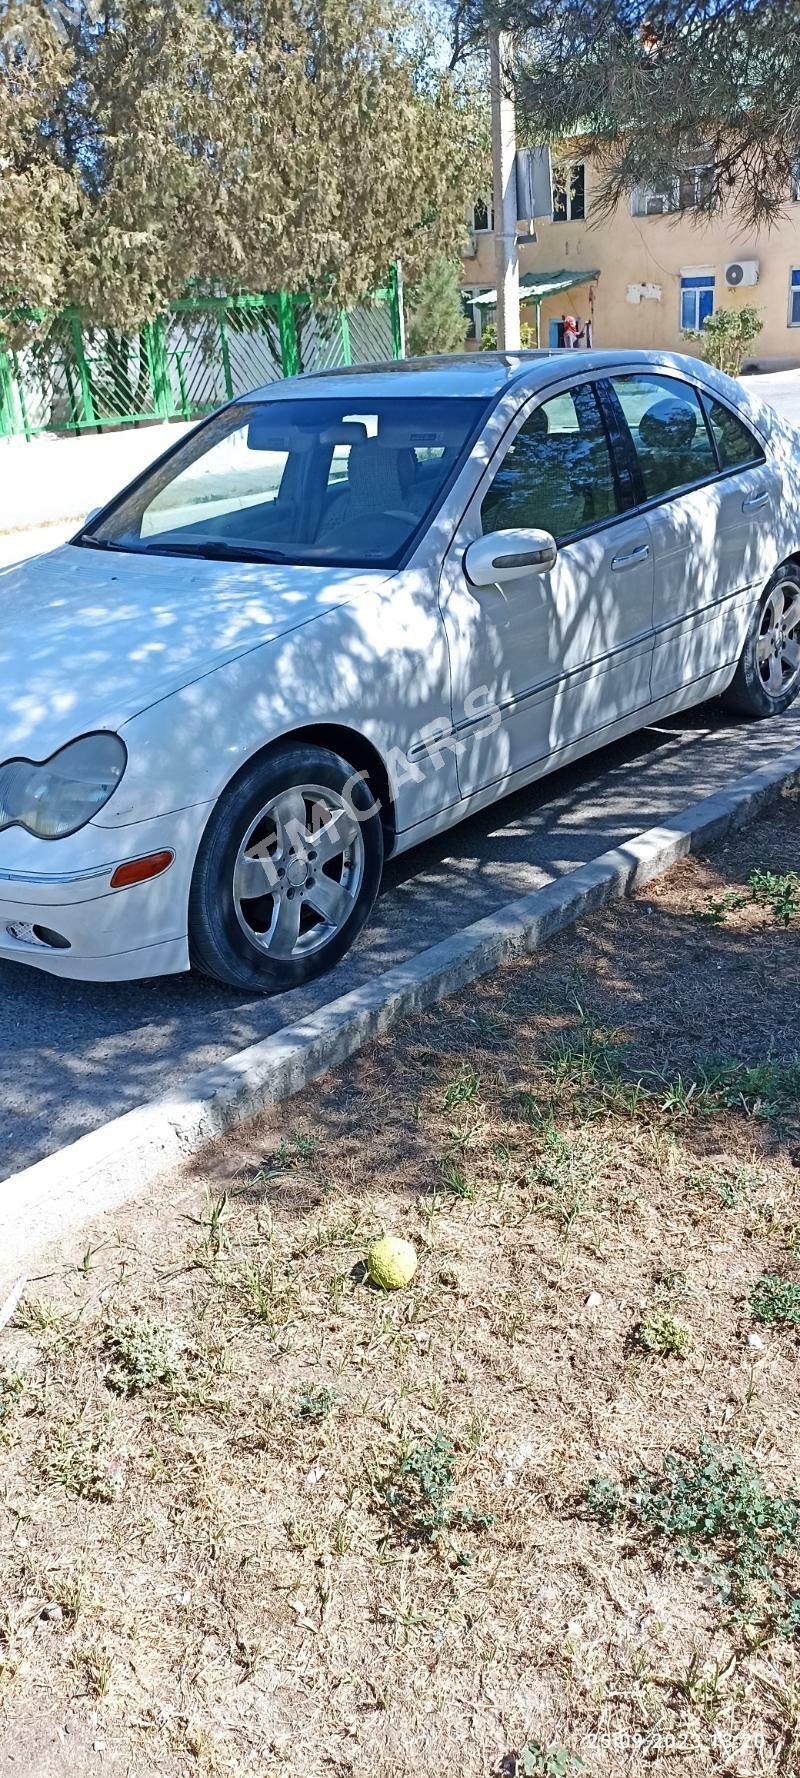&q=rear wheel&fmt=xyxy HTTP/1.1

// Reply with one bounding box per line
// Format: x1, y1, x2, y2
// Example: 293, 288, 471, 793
723, 564, 800, 719
189, 743, 383, 993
